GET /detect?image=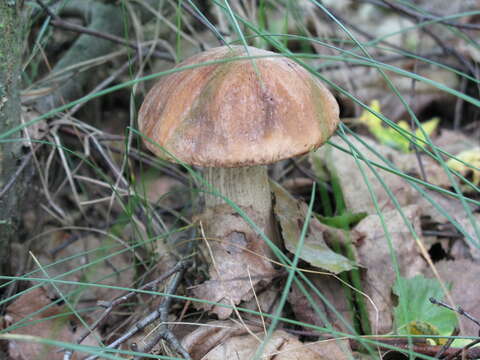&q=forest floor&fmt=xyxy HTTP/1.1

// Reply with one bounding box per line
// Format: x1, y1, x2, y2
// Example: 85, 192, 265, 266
1, 1, 480, 359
